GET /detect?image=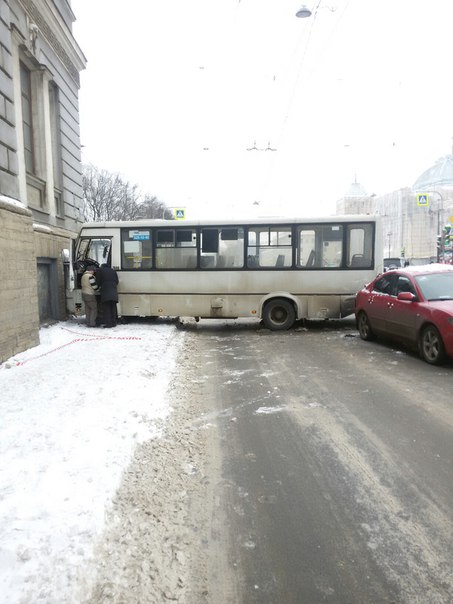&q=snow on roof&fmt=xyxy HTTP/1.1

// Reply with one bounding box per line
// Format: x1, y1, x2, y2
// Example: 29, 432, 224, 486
399, 263, 453, 274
